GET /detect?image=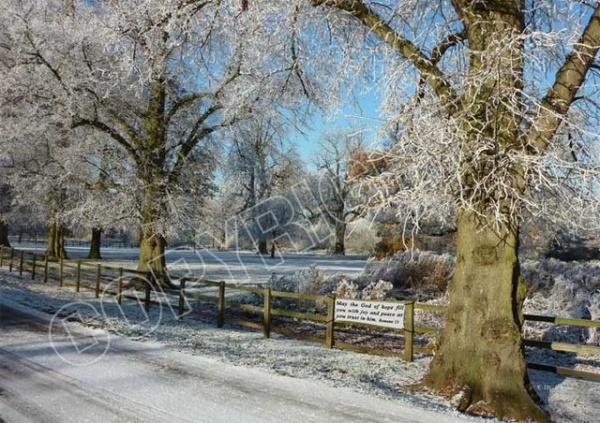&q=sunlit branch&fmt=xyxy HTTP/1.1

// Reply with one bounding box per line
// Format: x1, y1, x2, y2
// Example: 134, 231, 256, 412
312, 0, 456, 112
